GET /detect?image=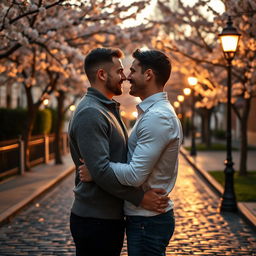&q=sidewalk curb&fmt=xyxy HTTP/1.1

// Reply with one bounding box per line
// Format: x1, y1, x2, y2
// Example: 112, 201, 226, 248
0, 165, 75, 226
180, 147, 256, 229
